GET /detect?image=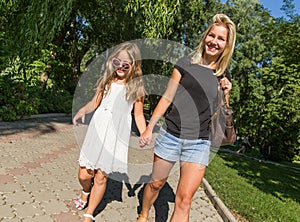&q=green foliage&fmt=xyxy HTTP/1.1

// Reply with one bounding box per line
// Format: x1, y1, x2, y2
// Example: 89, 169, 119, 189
38, 87, 73, 114
172, 0, 223, 47
127, 0, 180, 38
0, 73, 72, 121
3, 0, 75, 61
0, 73, 40, 121
219, 0, 300, 161
0, 45, 73, 121
260, 58, 300, 161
